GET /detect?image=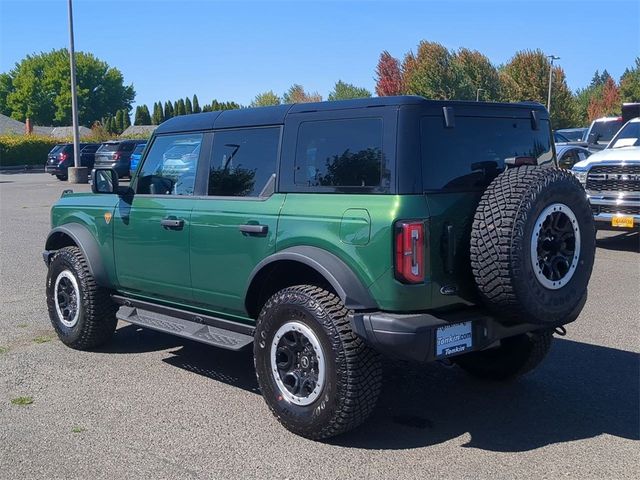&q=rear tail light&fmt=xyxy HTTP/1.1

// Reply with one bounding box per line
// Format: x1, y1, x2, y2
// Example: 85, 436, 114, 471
113, 152, 121, 160
394, 221, 425, 284
58, 152, 69, 163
